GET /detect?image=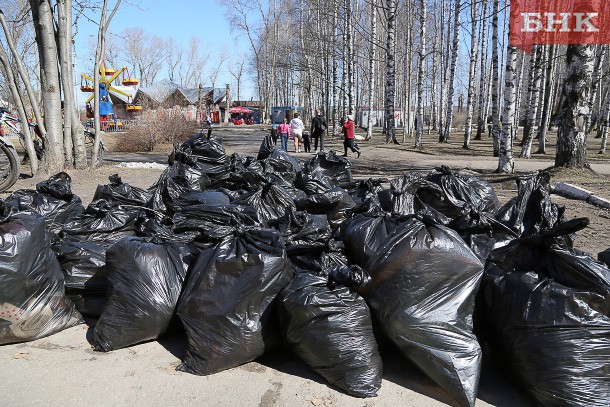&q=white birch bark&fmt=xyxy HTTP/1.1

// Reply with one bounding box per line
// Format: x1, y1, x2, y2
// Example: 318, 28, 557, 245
555, 45, 594, 168
384, 0, 397, 144
366, 0, 377, 140
474, 0, 488, 140
414, 0, 426, 148
521, 45, 543, 158
537, 44, 556, 154
441, 0, 461, 143
490, 0, 500, 156
497, 45, 517, 173
463, 0, 479, 149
